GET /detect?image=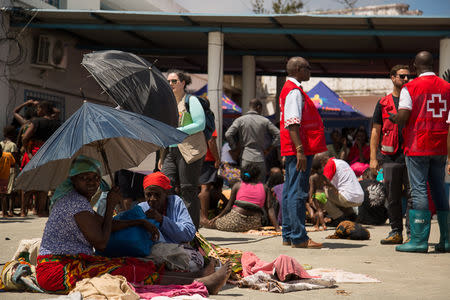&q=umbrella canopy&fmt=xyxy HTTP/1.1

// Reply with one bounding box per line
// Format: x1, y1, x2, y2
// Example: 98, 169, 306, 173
15, 102, 187, 191
82, 50, 178, 127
